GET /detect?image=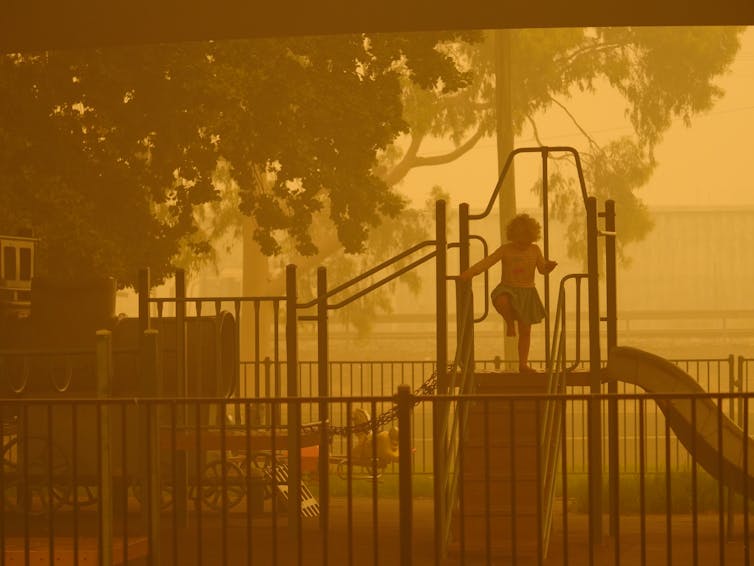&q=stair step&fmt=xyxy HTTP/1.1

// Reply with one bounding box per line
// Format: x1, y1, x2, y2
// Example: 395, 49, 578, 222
474, 371, 550, 391
460, 470, 539, 482
451, 512, 541, 546
461, 443, 539, 469
454, 497, 541, 514
462, 435, 539, 448
446, 539, 541, 561
459, 478, 539, 505
463, 413, 546, 429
